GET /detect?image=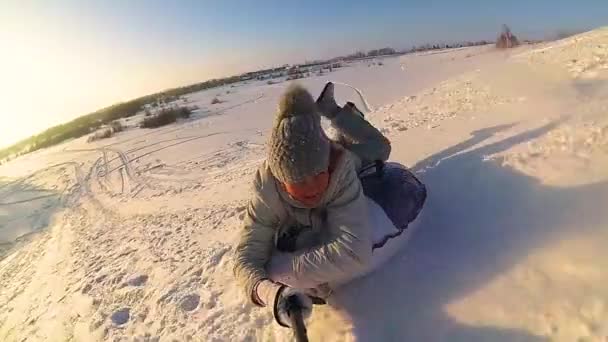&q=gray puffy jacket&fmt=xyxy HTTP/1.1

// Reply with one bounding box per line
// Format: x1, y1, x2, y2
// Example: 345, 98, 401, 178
233, 106, 391, 304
